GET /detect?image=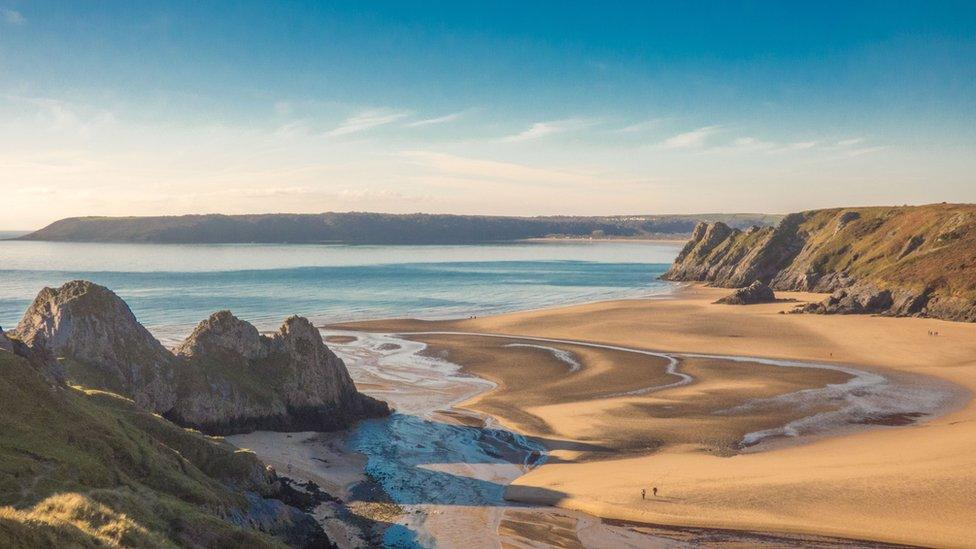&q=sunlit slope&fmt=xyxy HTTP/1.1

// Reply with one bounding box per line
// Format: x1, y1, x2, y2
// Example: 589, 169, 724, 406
0, 351, 320, 548
665, 203, 976, 321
